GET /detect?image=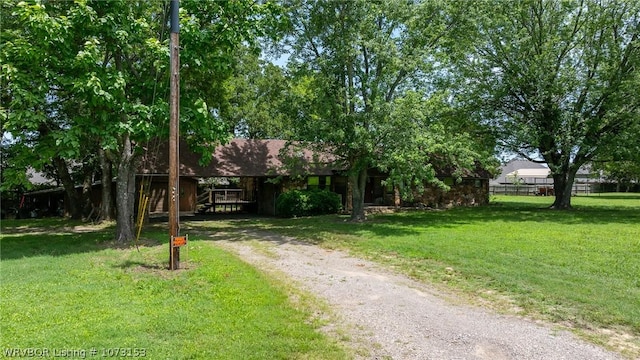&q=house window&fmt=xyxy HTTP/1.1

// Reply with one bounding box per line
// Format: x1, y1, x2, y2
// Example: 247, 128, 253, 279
308, 176, 319, 189
308, 176, 330, 190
